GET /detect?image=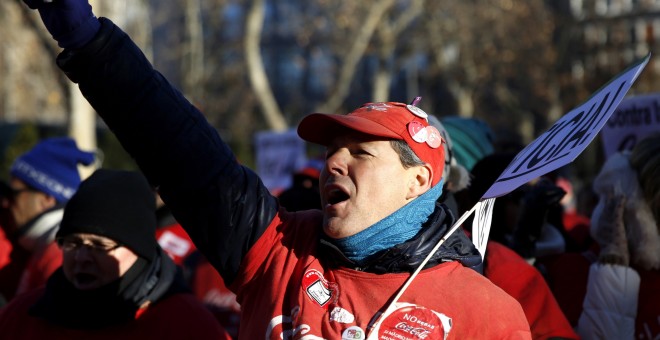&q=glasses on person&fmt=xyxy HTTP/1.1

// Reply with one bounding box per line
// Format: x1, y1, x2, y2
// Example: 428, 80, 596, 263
9, 186, 40, 199
56, 236, 122, 253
